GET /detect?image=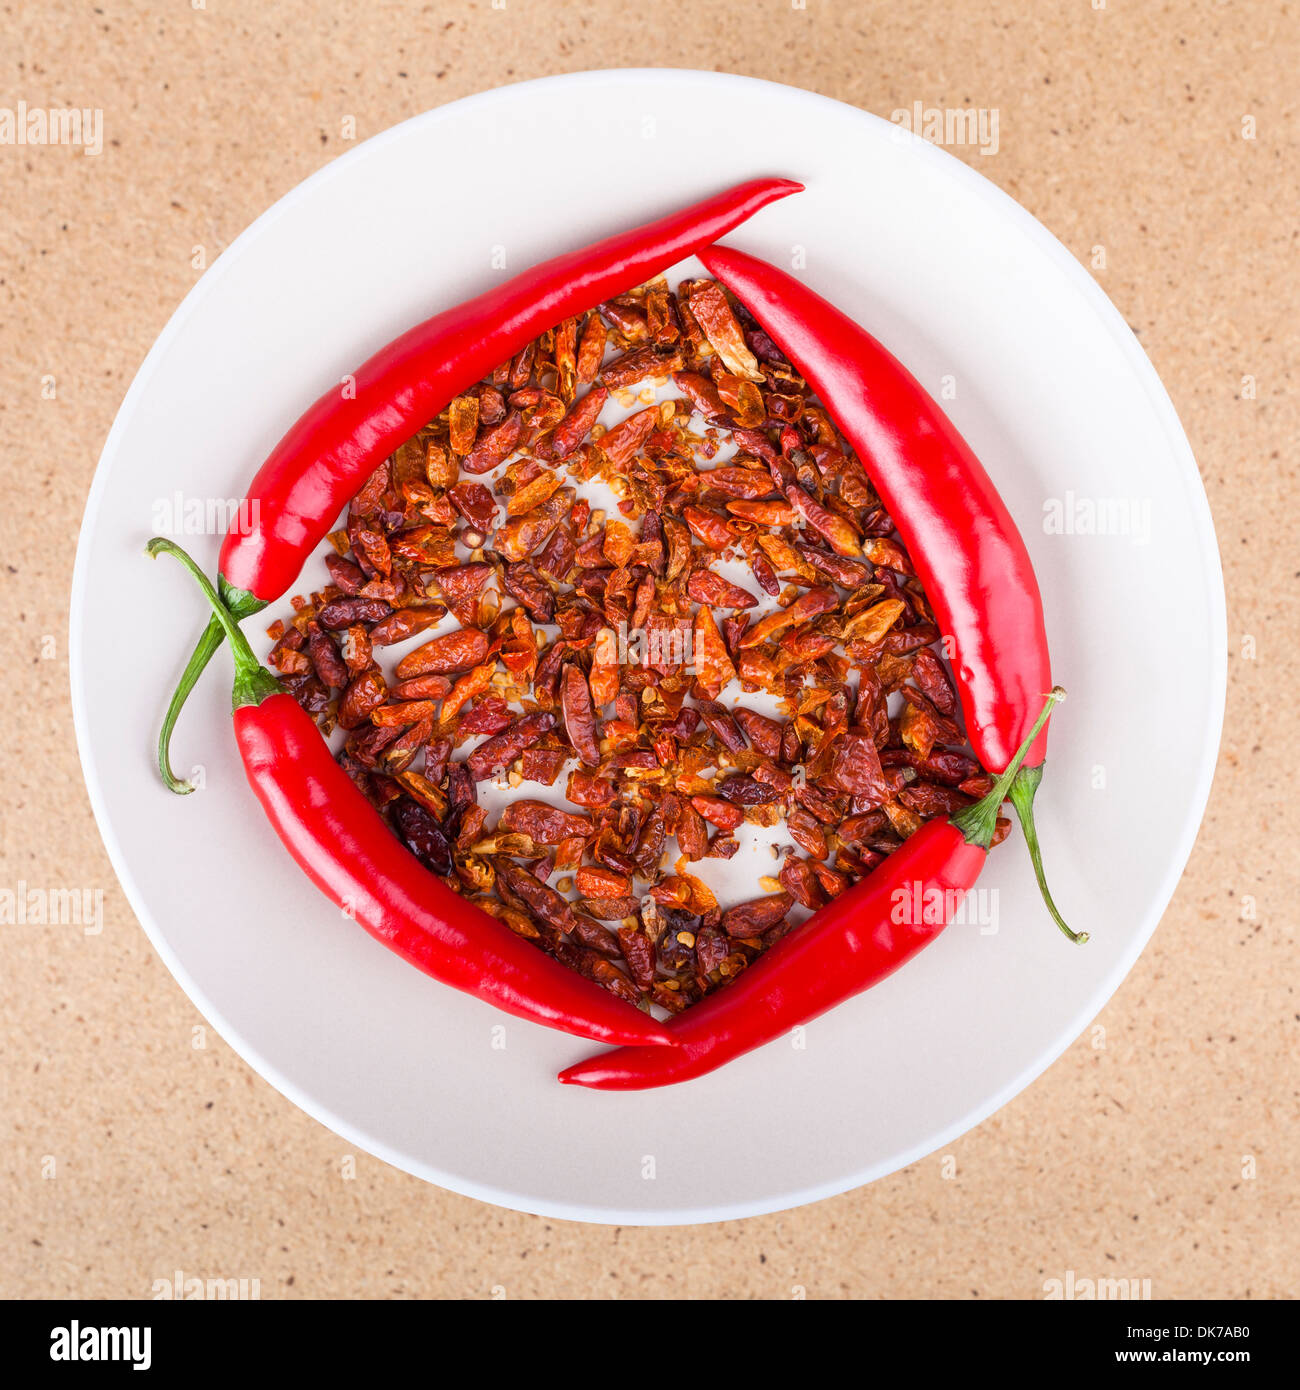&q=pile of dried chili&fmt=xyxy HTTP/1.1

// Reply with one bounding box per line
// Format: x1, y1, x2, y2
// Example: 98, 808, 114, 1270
259, 272, 1007, 1016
